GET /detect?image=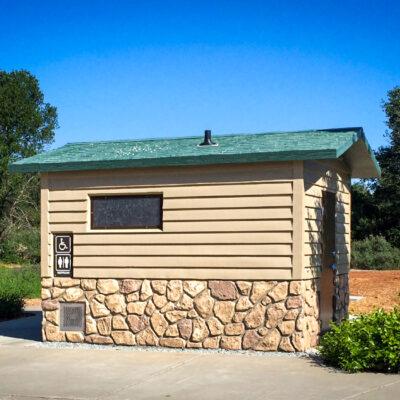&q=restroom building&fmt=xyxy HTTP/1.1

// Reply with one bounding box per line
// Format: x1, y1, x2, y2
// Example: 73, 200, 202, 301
11, 128, 380, 351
